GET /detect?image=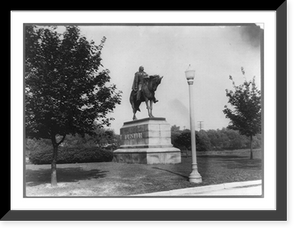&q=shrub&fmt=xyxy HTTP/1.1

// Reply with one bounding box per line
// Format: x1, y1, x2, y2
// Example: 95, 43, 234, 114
29, 146, 113, 165
197, 130, 211, 151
